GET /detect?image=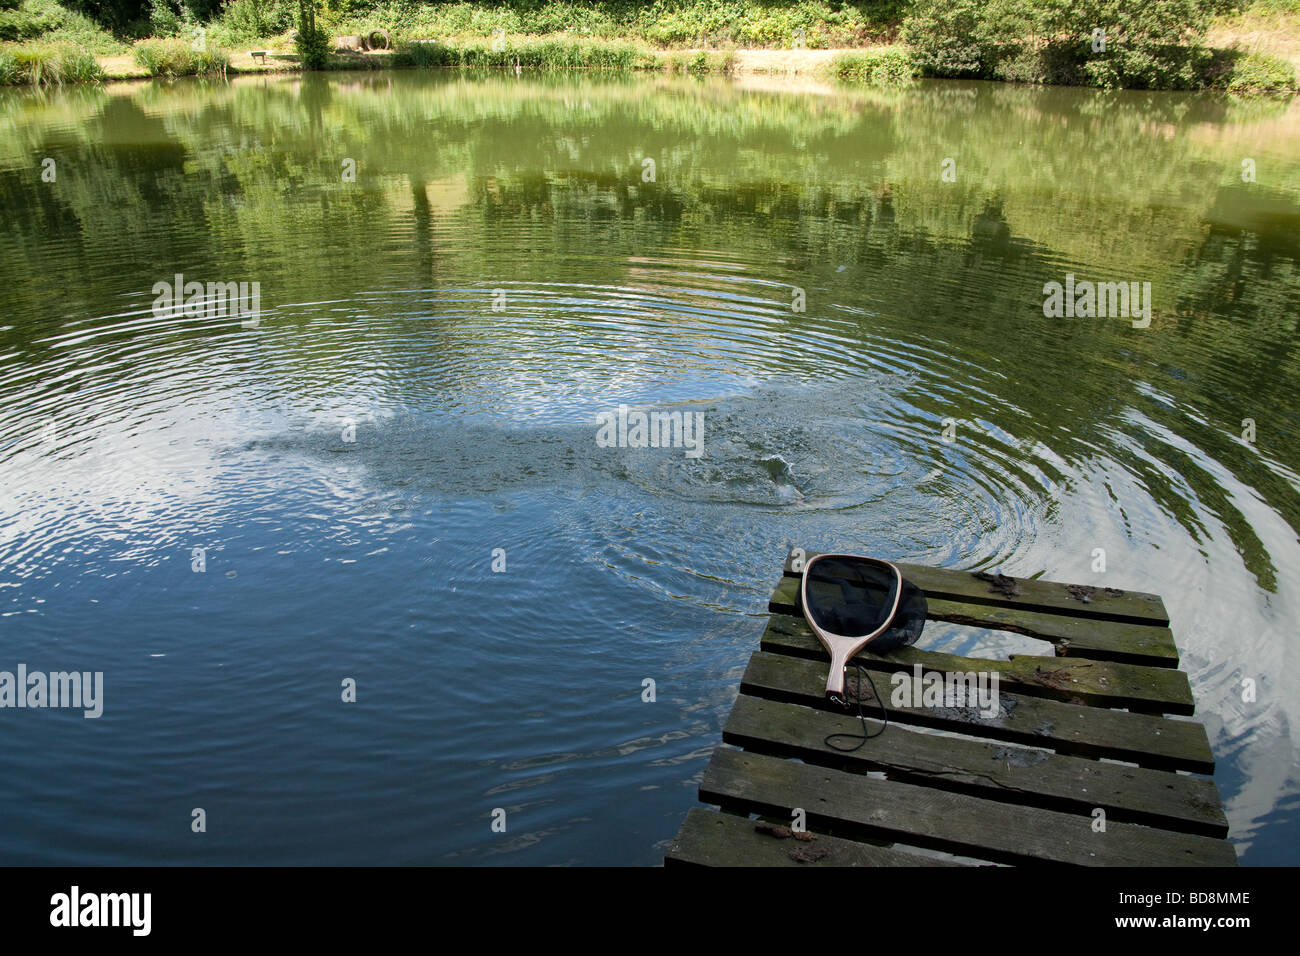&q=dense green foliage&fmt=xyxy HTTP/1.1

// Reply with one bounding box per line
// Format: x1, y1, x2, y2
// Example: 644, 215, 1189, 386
22, 0, 906, 48
1222, 49, 1298, 90
0, 0, 126, 50
0, 0, 52, 41
902, 0, 1249, 89
310, 1, 903, 47
214, 0, 295, 41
